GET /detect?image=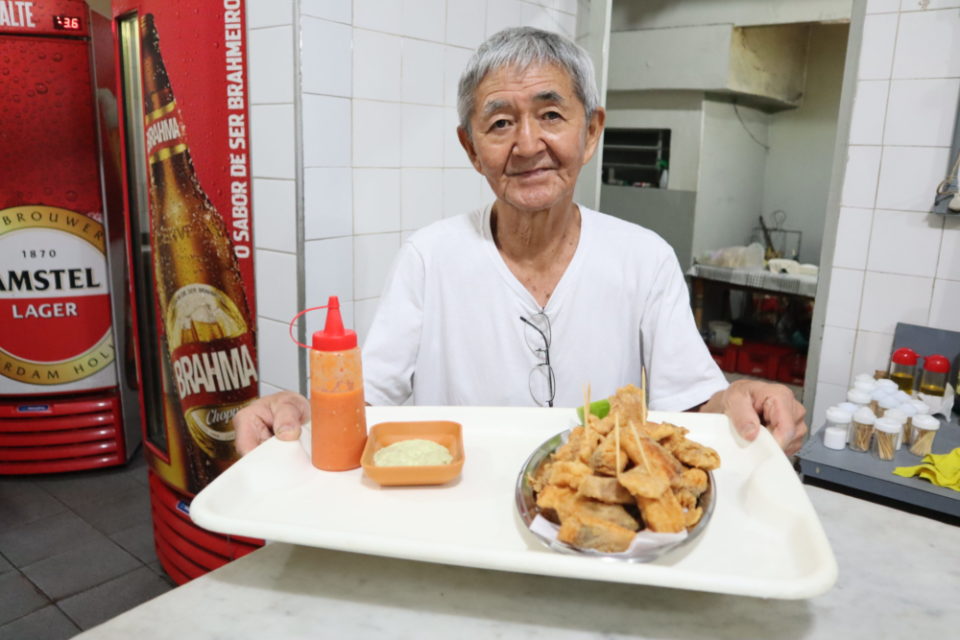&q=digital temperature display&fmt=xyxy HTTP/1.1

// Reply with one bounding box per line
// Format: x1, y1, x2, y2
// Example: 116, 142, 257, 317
52, 15, 82, 31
